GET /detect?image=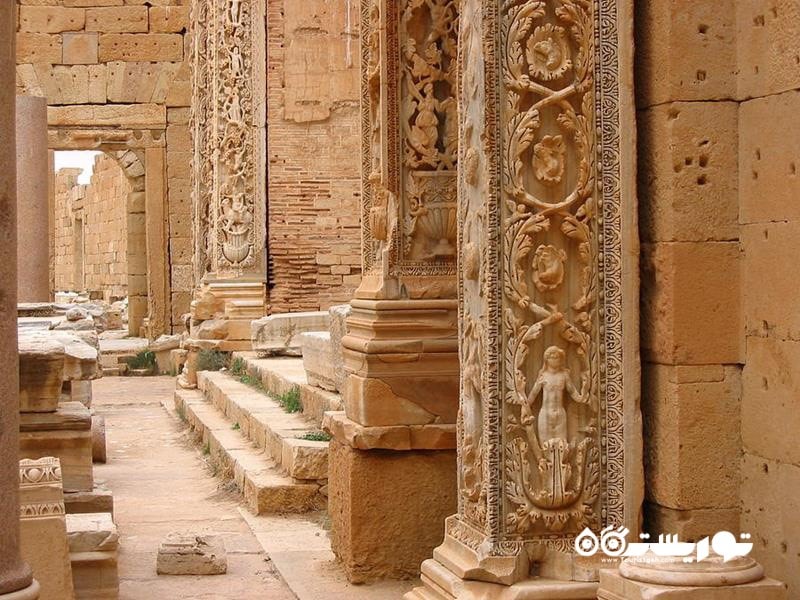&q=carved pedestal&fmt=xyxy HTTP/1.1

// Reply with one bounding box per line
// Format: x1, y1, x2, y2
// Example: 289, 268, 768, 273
409, 0, 641, 596
325, 0, 461, 582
